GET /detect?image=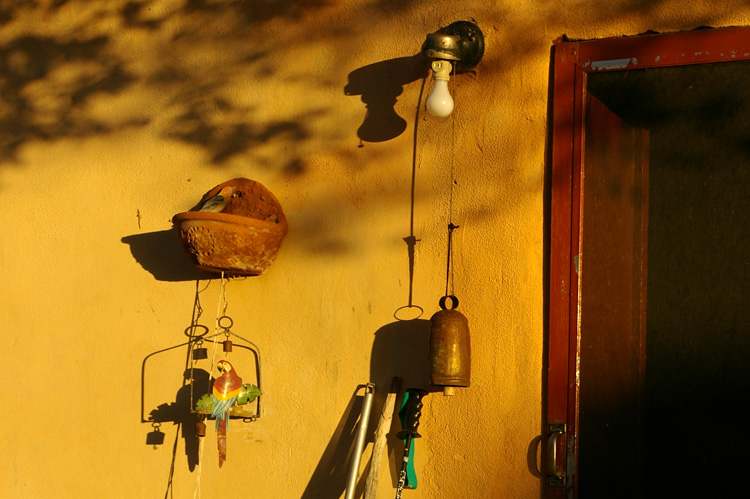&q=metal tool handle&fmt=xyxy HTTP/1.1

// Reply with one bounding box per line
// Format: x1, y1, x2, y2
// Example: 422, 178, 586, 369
396, 389, 427, 439
345, 383, 375, 499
